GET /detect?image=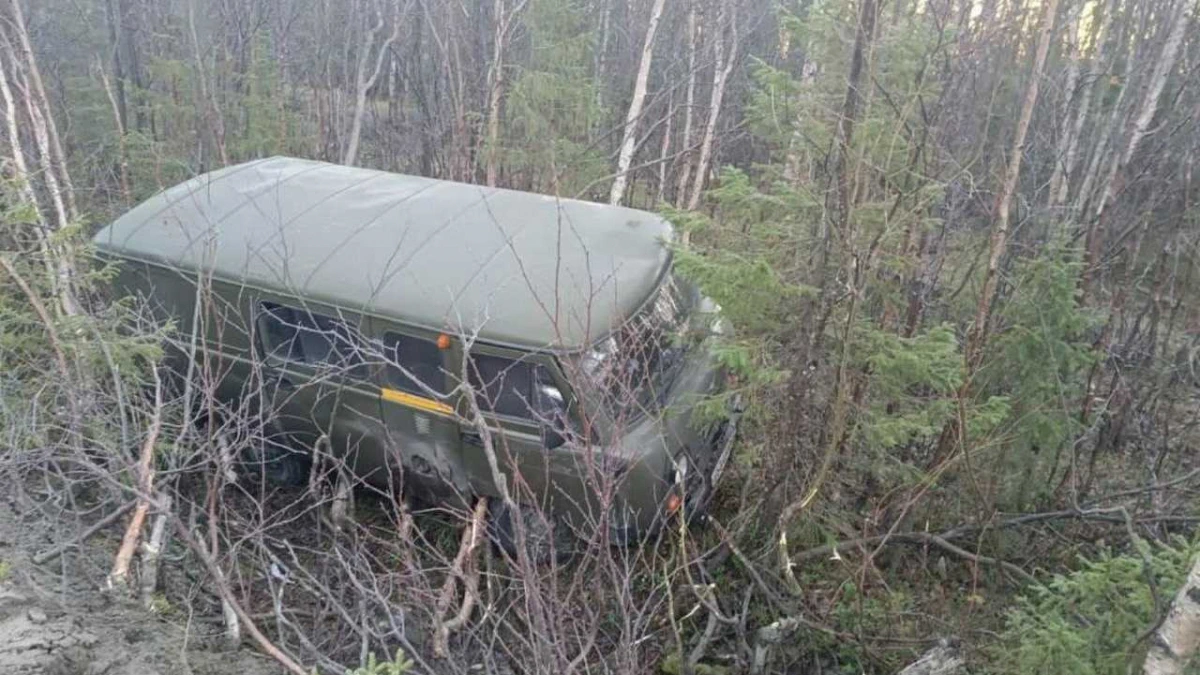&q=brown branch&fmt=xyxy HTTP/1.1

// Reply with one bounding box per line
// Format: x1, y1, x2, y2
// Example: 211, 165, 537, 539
0, 255, 71, 384
32, 501, 135, 564
108, 367, 163, 592
793, 506, 1177, 569
171, 517, 309, 675
433, 497, 489, 657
